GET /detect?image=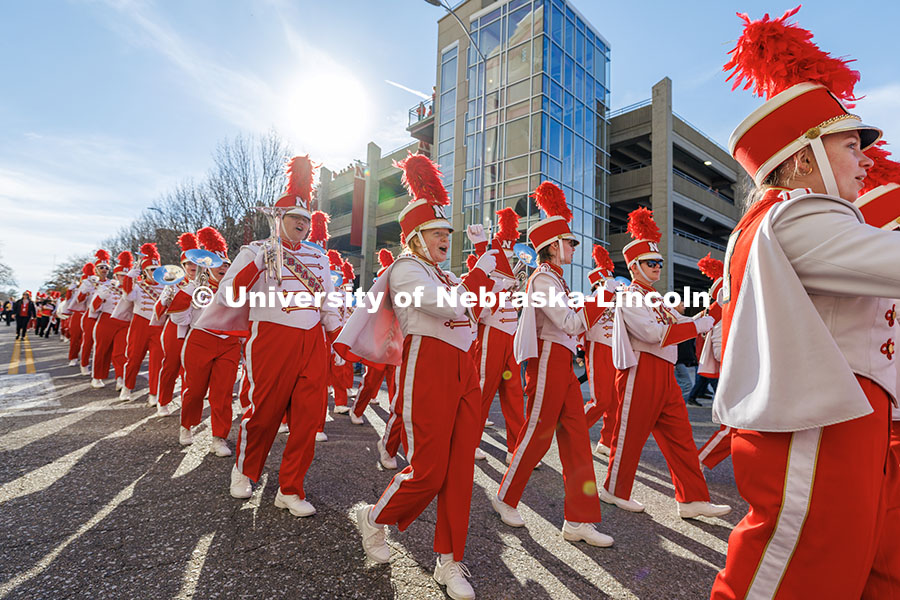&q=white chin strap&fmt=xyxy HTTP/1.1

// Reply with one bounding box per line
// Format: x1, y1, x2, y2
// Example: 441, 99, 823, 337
808, 136, 840, 197
415, 230, 434, 262
632, 260, 653, 283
